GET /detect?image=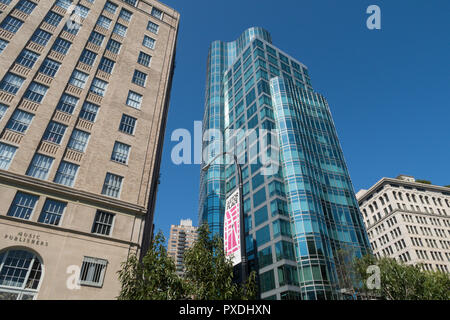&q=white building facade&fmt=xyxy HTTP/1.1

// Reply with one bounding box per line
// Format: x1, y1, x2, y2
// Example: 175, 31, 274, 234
356, 175, 450, 273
